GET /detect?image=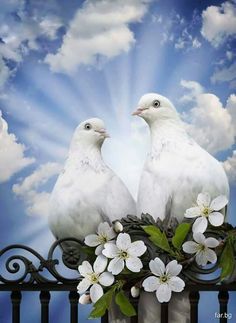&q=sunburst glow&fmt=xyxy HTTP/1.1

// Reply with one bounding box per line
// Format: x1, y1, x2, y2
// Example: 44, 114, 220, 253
0, 0, 236, 322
